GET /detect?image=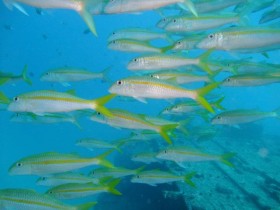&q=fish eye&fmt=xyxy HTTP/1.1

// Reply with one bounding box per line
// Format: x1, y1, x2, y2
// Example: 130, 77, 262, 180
173, 19, 177, 23
112, 40, 116, 44
137, 175, 140, 178
112, 32, 116, 35
164, 150, 167, 154
217, 116, 221, 120
97, 112, 101, 115
92, 171, 95, 175
13, 97, 19, 102
208, 34, 214, 39
16, 162, 22, 167
48, 191, 53, 194
133, 58, 137, 62
150, 74, 154, 78
42, 177, 46, 181
117, 80, 122, 85
45, 72, 49, 75
177, 41, 181, 45
226, 78, 231, 82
